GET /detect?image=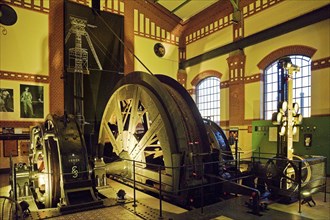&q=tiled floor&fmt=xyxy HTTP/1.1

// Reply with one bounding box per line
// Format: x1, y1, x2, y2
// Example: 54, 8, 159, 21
1, 173, 329, 220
